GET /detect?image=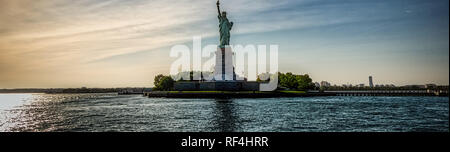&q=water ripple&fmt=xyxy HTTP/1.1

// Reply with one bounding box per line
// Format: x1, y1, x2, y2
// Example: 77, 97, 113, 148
0, 93, 448, 132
